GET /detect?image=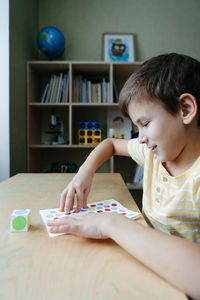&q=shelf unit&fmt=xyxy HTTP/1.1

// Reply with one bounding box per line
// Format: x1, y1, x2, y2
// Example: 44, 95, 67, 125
27, 61, 142, 187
